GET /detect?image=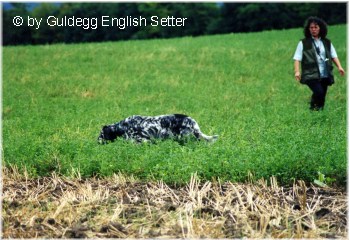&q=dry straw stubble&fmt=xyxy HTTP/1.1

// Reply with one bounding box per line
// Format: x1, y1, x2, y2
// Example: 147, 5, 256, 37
2, 167, 347, 238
